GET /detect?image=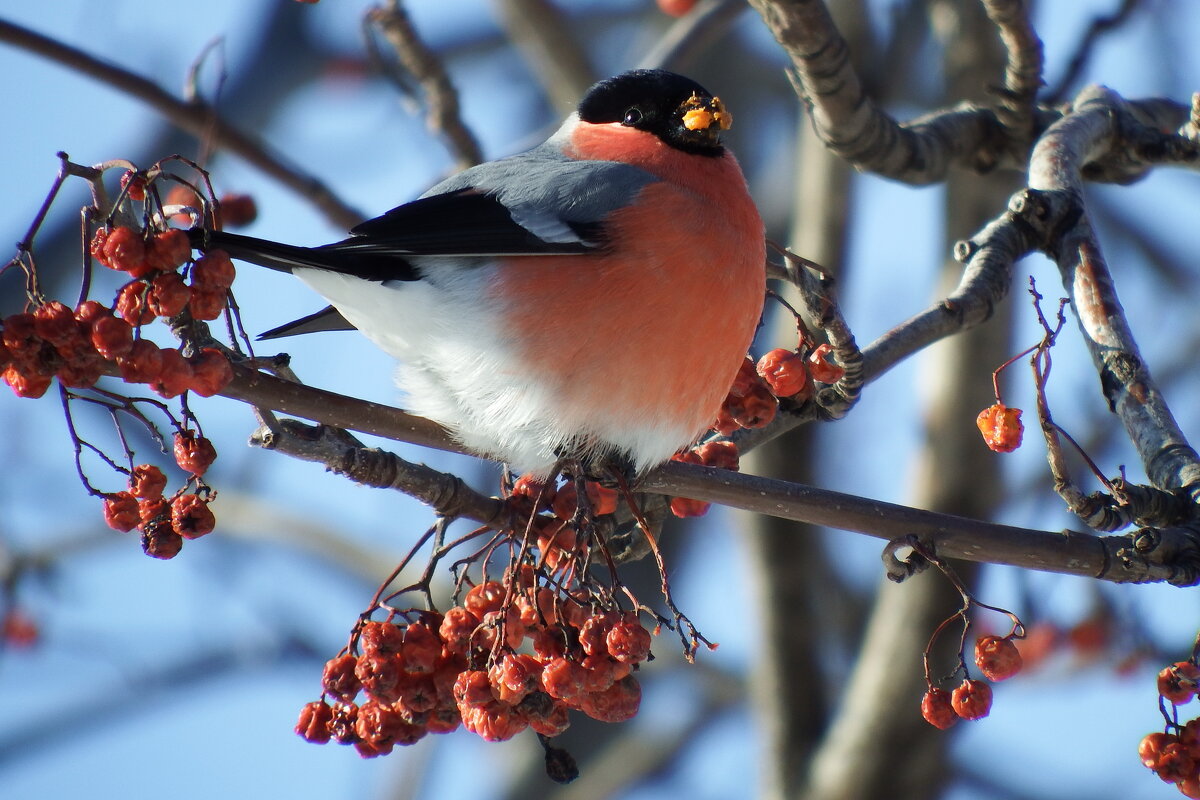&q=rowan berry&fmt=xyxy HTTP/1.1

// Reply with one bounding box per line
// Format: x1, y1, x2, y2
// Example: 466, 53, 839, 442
328, 701, 360, 744
976, 403, 1024, 453
578, 610, 619, 657
694, 440, 739, 471
355, 652, 401, 702
757, 348, 809, 398
171, 493, 216, 539
479, 608, 526, 651
152, 348, 194, 399
437, 606, 480, 655
807, 343, 845, 383
119, 171, 147, 202
489, 652, 544, 705
525, 695, 571, 737
974, 635, 1023, 681
174, 430, 216, 475
190, 250, 236, 291
607, 616, 652, 664
360, 620, 405, 656
541, 656, 587, 702
90, 315, 134, 360
101, 226, 151, 276
579, 653, 621, 693
115, 280, 155, 325
322, 654, 362, 700
295, 699, 333, 744
462, 700, 528, 741
141, 525, 183, 560
395, 672, 439, 716
1159, 661, 1200, 705
921, 687, 958, 730
512, 473, 555, 511
552, 480, 619, 518
32, 302, 76, 346
218, 193, 258, 227
1141, 731, 1177, 769
711, 403, 739, 436
1155, 742, 1196, 783
669, 496, 711, 518
117, 338, 164, 384
464, 580, 505, 617
3, 364, 53, 399
402, 621, 443, 673
1180, 776, 1200, 799
187, 348, 234, 397
128, 464, 167, 500
950, 678, 992, 720
734, 383, 778, 428
147, 272, 190, 318
103, 491, 141, 532
425, 703, 462, 735
580, 674, 641, 723
187, 287, 226, 321
2, 609, 39, 648
74, 300, 108, 326
453, 669, 495, 709
146, 229, 191, 272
